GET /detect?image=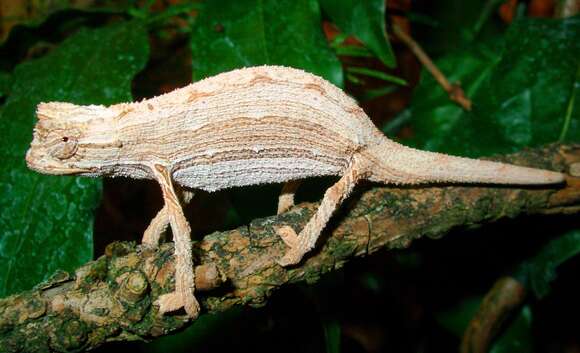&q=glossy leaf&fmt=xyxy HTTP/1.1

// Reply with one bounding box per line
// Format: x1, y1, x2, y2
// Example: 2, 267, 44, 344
346, 66, 406, 85
409, 17, 580, 157
190, 0, 343, 87
319, 0, 396, 67
489, 306, 533, 353
0, 21, 149, 297
408, 42, 502, 156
